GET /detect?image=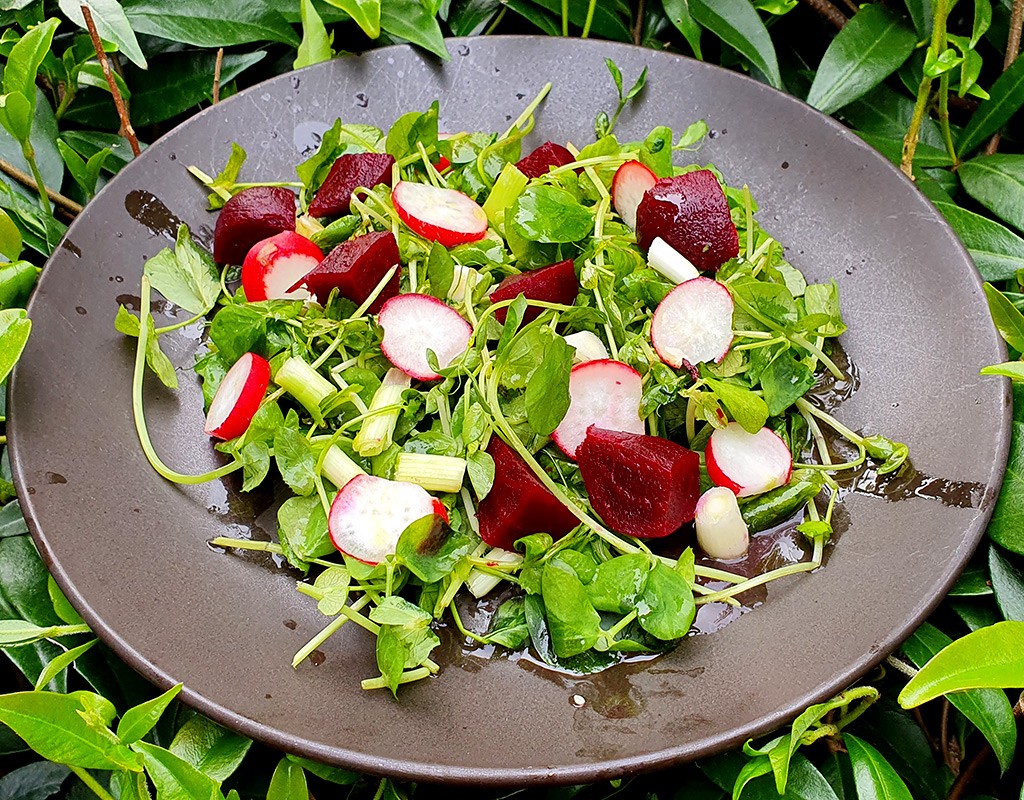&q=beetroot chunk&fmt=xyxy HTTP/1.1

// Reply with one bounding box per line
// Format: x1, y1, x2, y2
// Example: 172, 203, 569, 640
294, 230, 400, 313
308, 153, 396, 218
477, 437, 579, 549
578, 426, 700, 539
213, 186, 296, 265
515, 142, 575, 179
635, 170, 739, 272
489, 259, 578, 325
